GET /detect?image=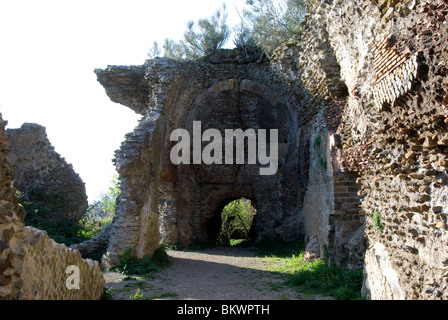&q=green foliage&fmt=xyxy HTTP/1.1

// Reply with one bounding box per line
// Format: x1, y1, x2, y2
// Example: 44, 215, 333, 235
217, 199, 255, 246
233, 16, 264, 61
183, 3, 231, 57
229, 239, 245, 246
129, 288, 146, 300
255, 237, 305, 257
164, 242, 183, 251
101, 287, 116, 300
147, 40, 162, 59
19, 188, 85, 245
372, 210, 385, 233
243, 0, 305, 56
254, 238, 363, 300
288, 260, 364, 300
161, 38, 191, 61
19, 175, 121, 247
78, 175, 121, 240
148, 1, 305, 61
114, 246, 172, 275
151, 3, 231, 61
